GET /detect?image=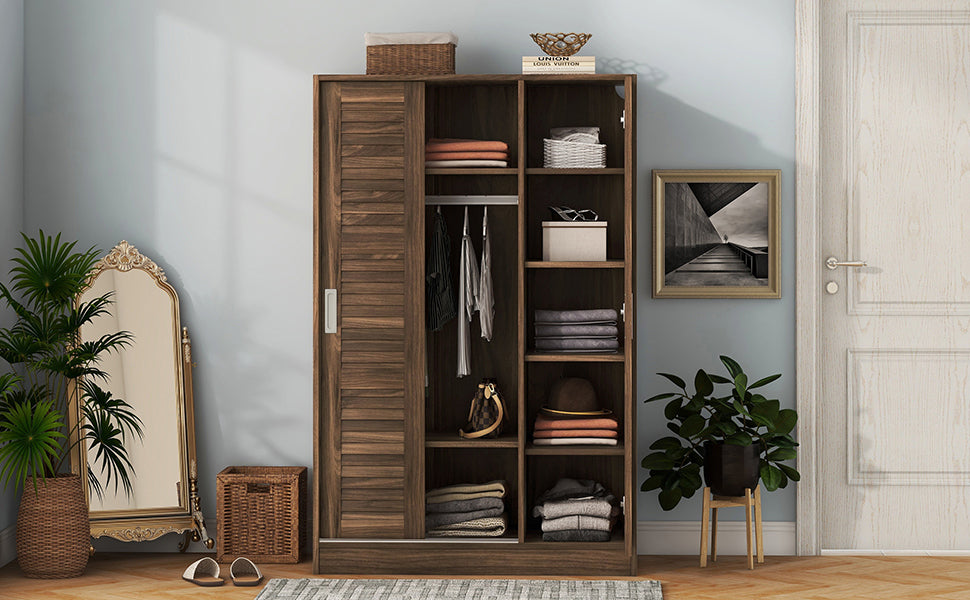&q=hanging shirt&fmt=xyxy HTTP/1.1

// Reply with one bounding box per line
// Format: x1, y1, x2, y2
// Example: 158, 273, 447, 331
426, 209, 457, 331
479, 207, 494, 341
457, 207, 480, 378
